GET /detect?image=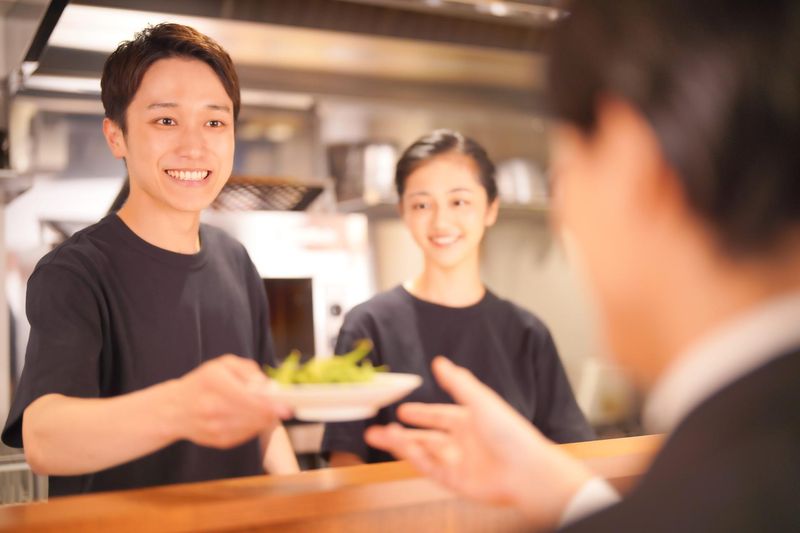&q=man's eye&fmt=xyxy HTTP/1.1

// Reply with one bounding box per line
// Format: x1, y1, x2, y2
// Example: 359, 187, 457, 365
453, 199, 469, 207
412, 203, 429, 210
156, 118, 176, 126
207, 120, 224, 128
